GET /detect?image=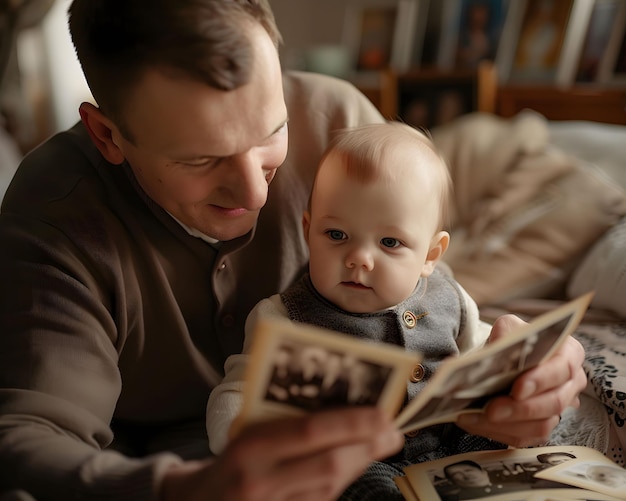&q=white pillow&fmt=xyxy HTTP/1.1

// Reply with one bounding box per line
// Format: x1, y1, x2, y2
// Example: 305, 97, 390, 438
549, 121, 626, 190
568, 217, 626, 318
